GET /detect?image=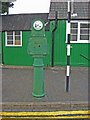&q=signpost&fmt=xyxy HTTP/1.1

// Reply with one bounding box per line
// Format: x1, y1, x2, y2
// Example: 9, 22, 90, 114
66, 0, 71, 92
